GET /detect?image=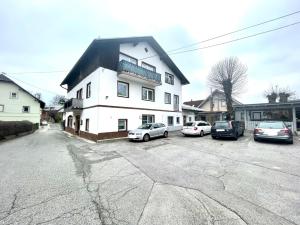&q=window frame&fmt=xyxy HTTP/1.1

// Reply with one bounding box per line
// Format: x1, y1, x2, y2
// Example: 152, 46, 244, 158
142, 87, 155, 102
22, 106, 30, 113
165, 72, 174, 85
167, 116, 174, 126
0, 104, 4, 112
117, 81, 129, 98
141, 62, 156, 72
118, 119, 128, 131
76, 88, 83, 99
164, 92, 171, 104
252, 112, 262, 121
142, 114, 155, 124
10, 92, 18, 99
85, 119, 90, 132
119, 52, 138, 65
86, 82, 91, 98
